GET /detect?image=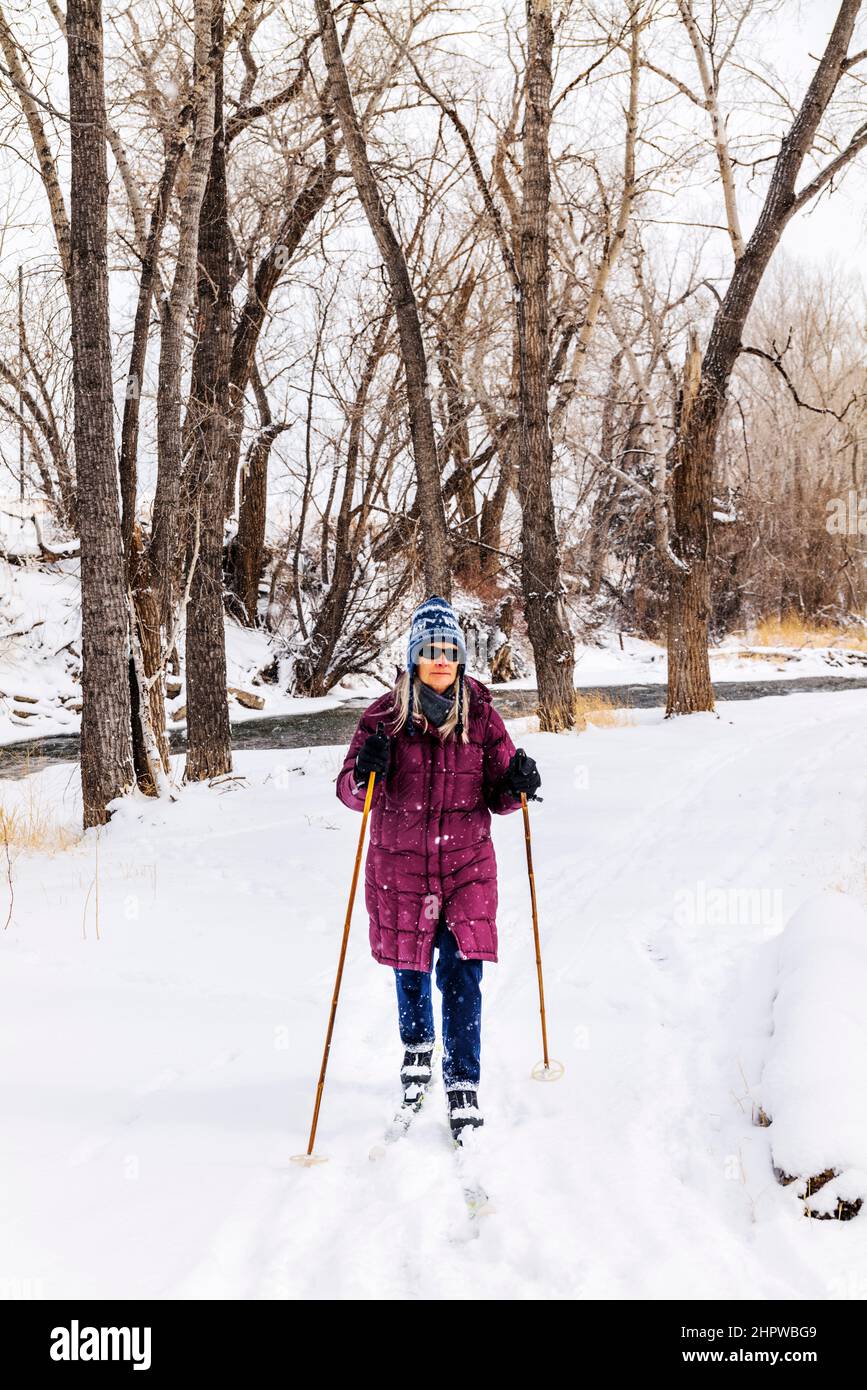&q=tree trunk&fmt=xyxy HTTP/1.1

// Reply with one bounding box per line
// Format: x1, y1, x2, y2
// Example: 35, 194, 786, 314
666, 331, 715, 712
665, 0, 863, 713
67, 0, 134, 826
479, 341, 520, 583
666, 343, 715, 712
119, 143, 183, 560
184, 0, 232, 782
437, 275, 479, 585
119, 146, 184, 788
517, 0, 575, 732
151, 0, 215, 631
229, 364, 286, 624
230, 432, 269, 624
129, 527, 171, 791
315, 0, 451, 598
490, 595, 516, 682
